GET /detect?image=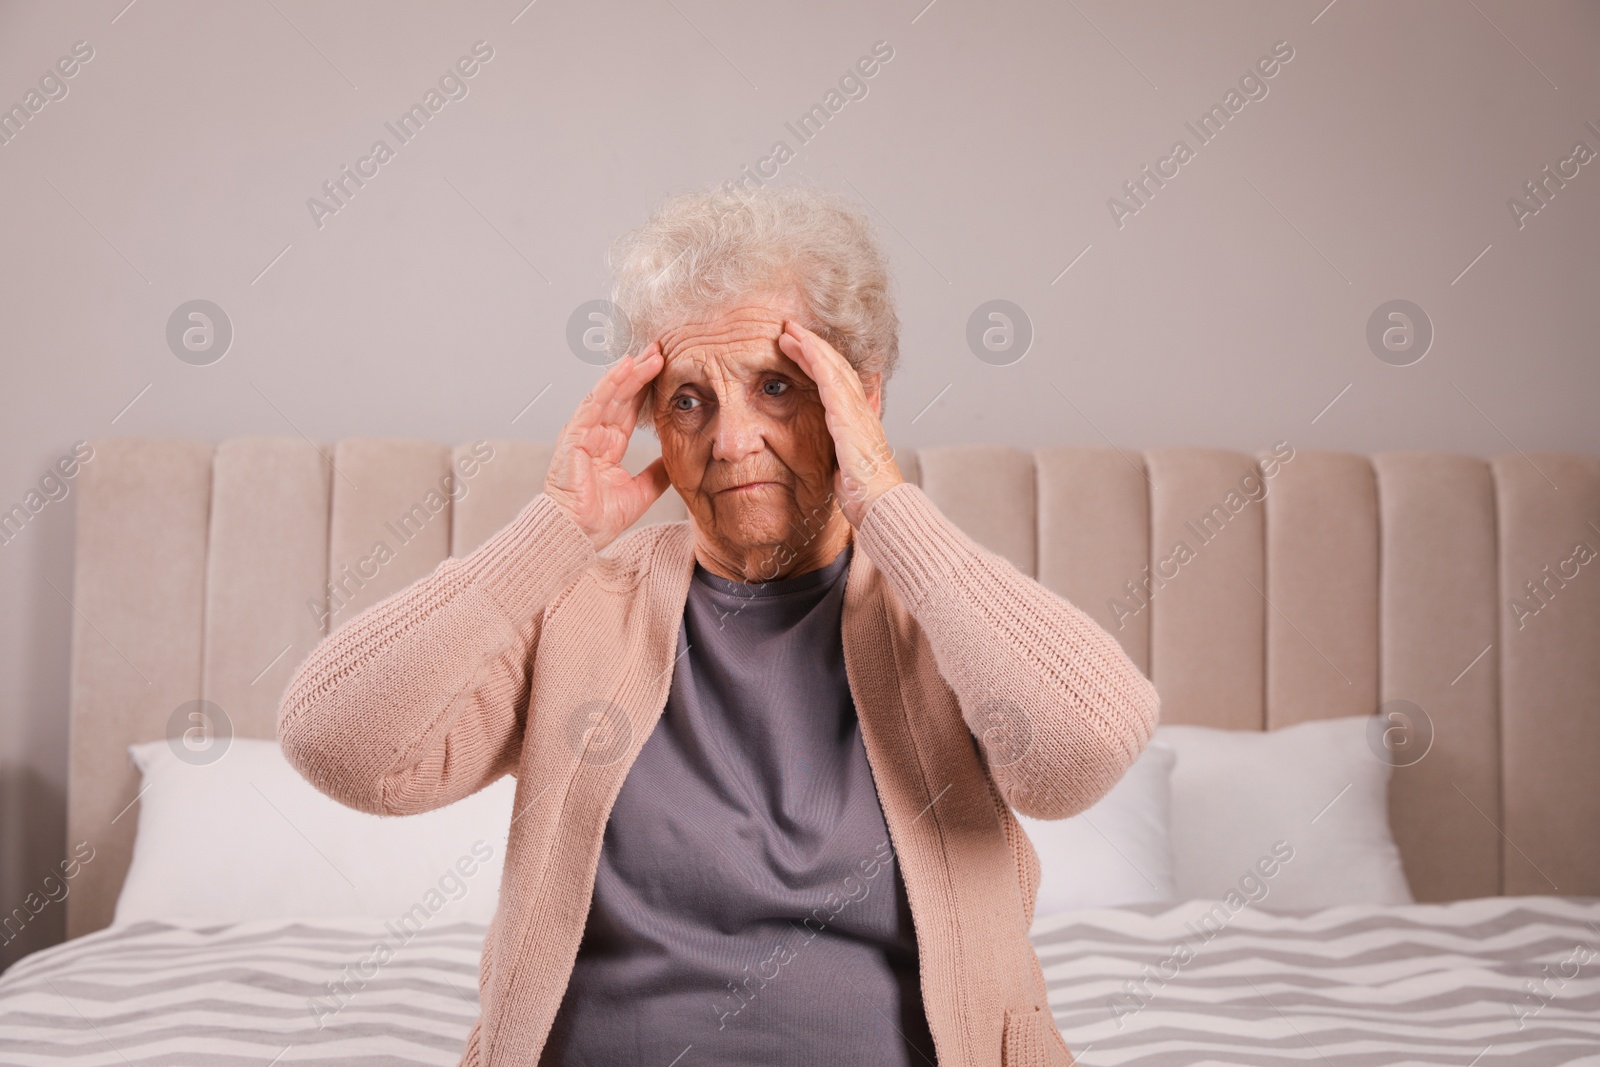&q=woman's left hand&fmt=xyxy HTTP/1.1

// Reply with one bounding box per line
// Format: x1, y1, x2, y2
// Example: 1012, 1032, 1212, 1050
778, 319, 904, 527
